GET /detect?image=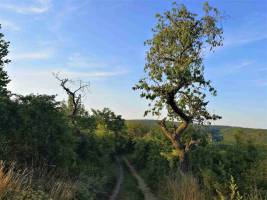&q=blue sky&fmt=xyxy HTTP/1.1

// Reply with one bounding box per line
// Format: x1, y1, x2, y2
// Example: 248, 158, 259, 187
0, 0, 266, 128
